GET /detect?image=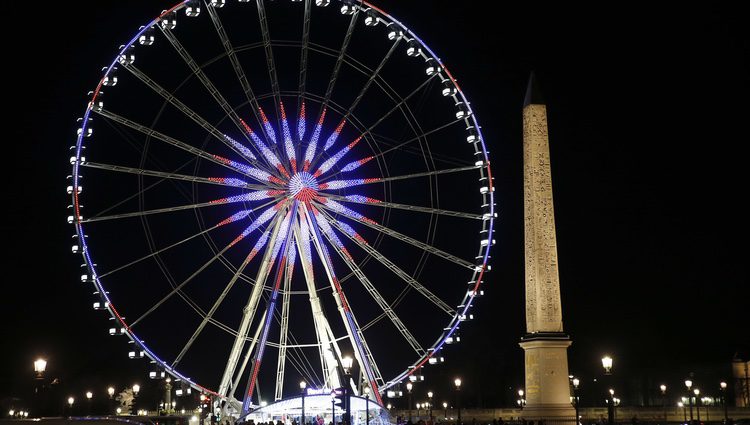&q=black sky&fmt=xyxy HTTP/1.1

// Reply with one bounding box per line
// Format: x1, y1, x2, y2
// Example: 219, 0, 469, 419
2, 1, 748, 409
